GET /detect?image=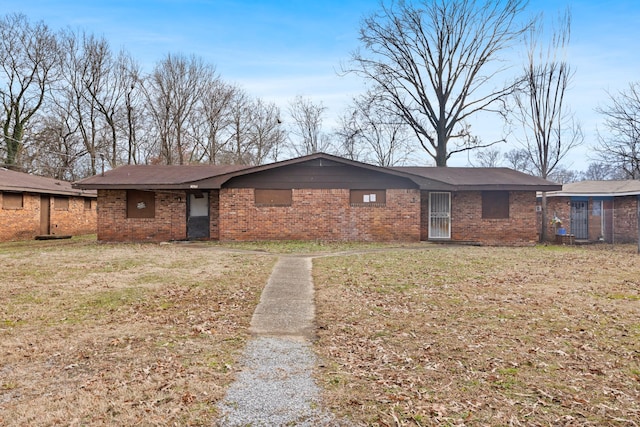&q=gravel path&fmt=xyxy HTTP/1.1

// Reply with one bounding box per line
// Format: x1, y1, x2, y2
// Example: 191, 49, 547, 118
216, 337, 340, 426
215, 256, 350, 426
